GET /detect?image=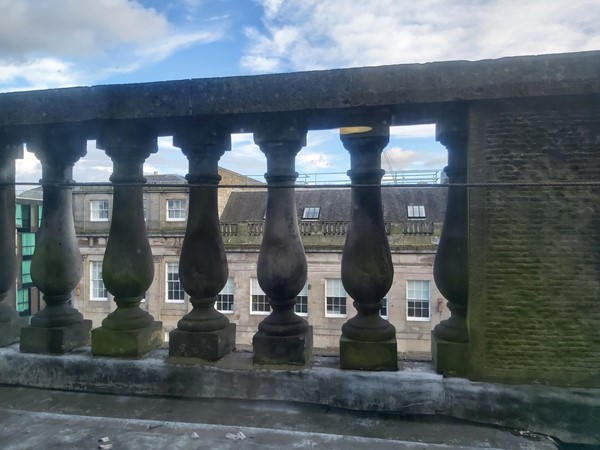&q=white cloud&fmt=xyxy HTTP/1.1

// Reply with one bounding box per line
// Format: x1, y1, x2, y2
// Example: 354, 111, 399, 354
390, 125, 436, 139
242, 0, 600, 73
297, 152, 331, 170
0, 0, 169, 59
0, 0, 225, 91
382, 146, 419, 170
221, 133, 266, 175
0, 58, 82, 91
15, 149, 41, 183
